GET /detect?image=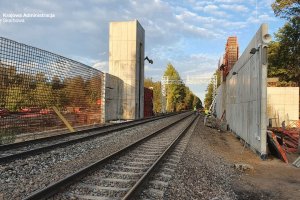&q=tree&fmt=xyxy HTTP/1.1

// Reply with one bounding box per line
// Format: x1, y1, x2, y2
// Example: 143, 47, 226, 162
272, 0, 300, 19
6, 86, 24, 111
146, 63, 201, 113
30, 82, 53, 108
204, 70, 220, 109
193, 96, 202, 109
183, 87, 194, 110
163, 63, 186, 112
86, 75, 102, 109
64, 76, 88, 107
268, 17, 300, 86
270, 2, 300, 117
204, 81, 214, 109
